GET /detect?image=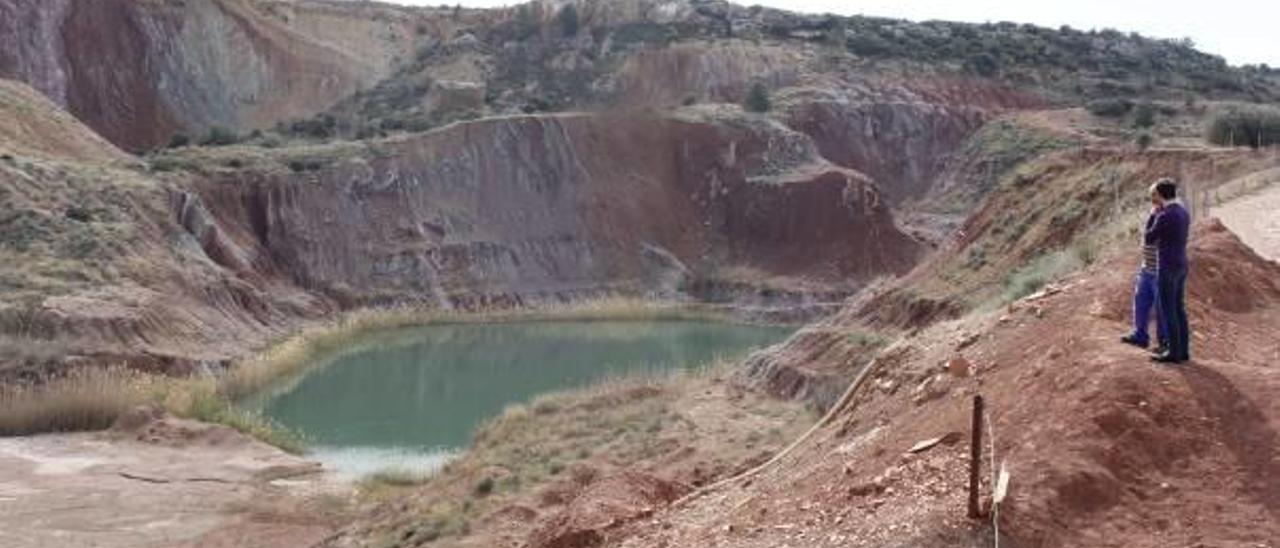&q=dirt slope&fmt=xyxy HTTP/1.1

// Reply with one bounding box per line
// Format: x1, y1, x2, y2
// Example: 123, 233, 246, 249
604, 219, 1280, 548
0, 79, 331, 376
